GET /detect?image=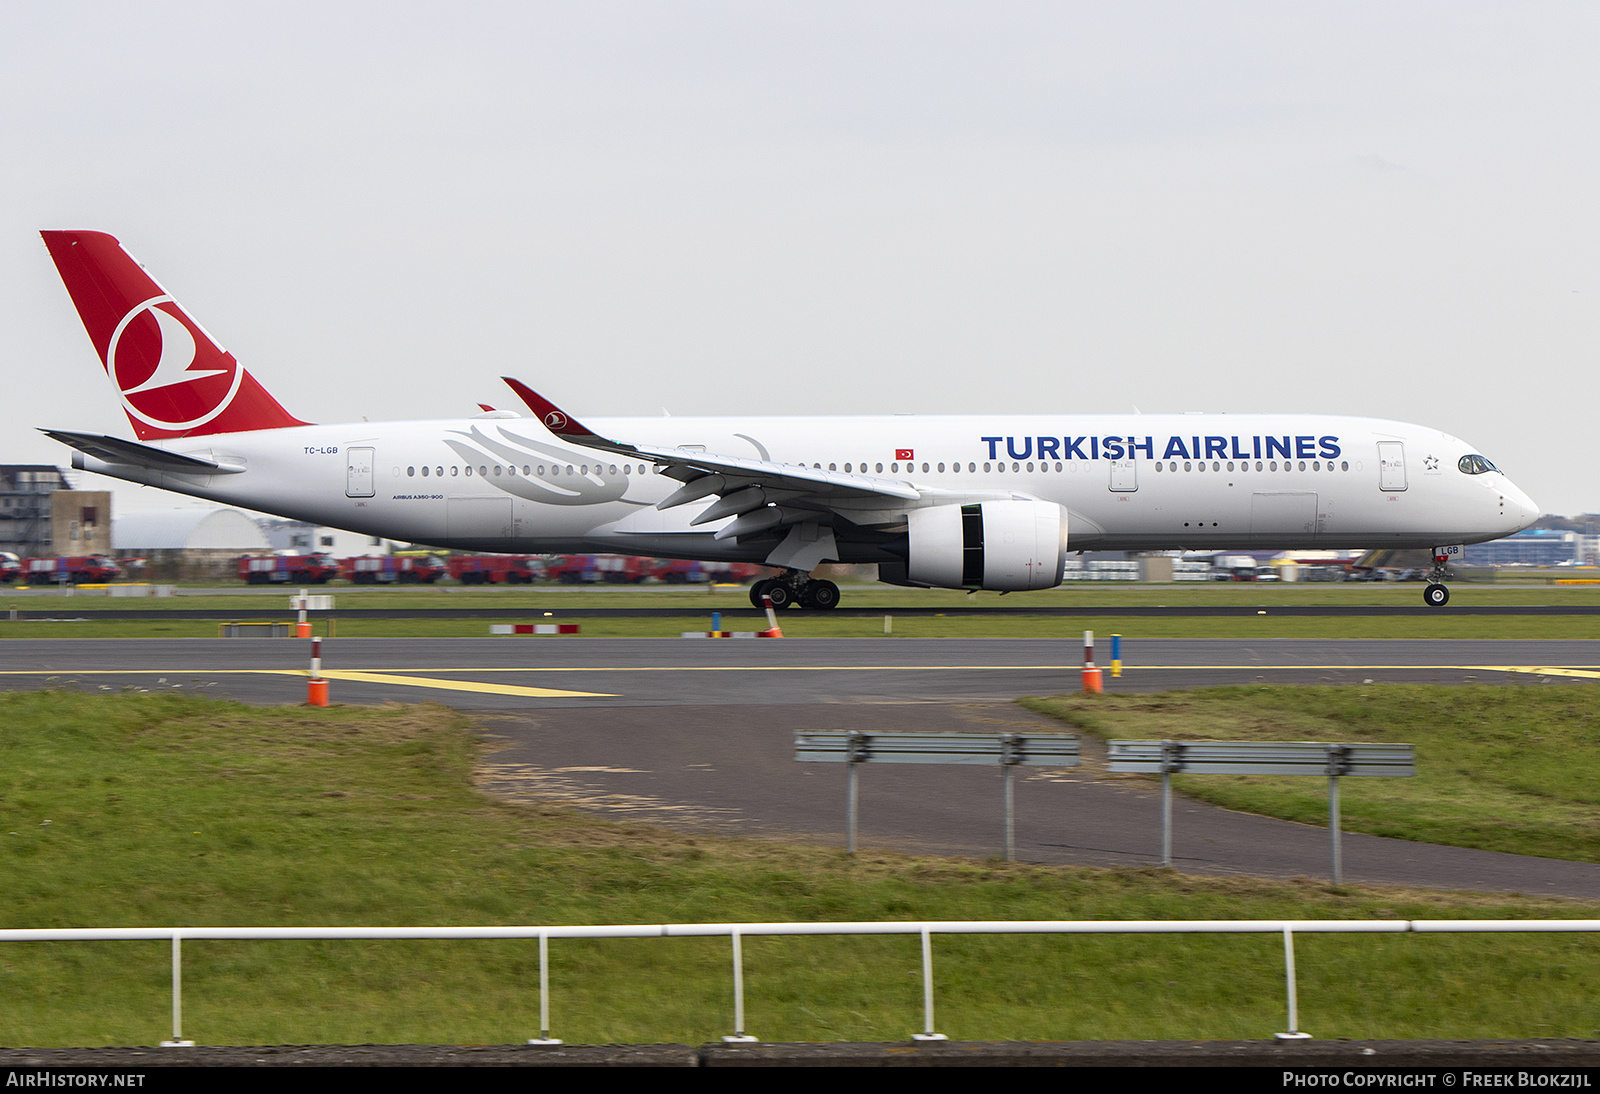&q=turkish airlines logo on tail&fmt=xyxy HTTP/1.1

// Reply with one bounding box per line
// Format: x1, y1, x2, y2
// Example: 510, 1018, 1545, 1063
107, 295, 242, 431
543, 411, 568, 431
